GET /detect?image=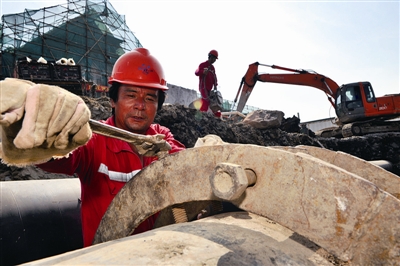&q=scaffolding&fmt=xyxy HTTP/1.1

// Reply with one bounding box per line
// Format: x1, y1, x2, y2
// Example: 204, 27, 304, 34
0, 0, 142, 88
